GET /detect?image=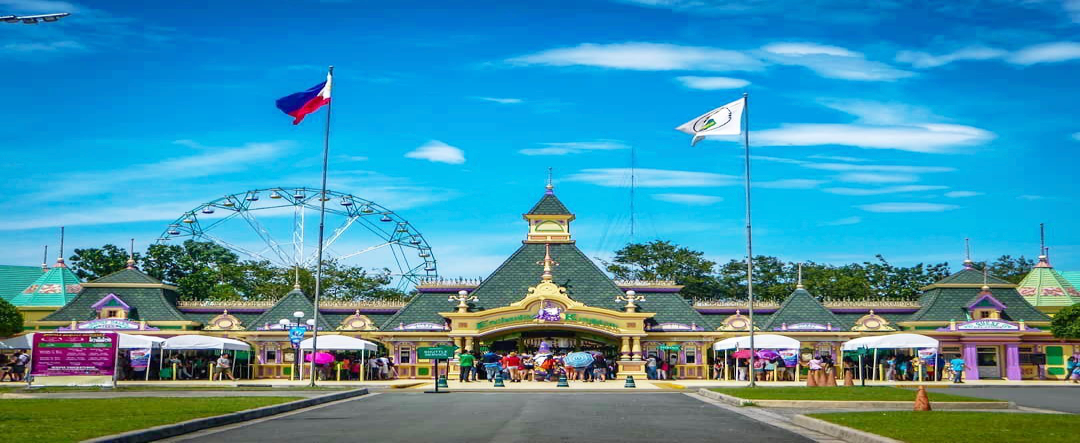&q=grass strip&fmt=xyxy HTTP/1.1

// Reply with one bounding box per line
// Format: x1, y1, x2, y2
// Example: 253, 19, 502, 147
0, 396, 301, 442
808, 411, 1080, 443
709, 386, 998, 402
